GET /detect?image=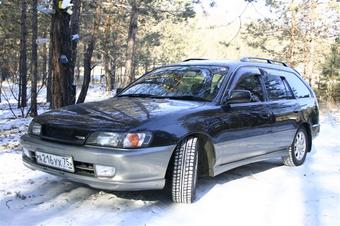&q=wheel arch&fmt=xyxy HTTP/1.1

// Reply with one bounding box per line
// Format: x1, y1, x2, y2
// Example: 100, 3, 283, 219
194, 133, 216, 177
299, 122, 312, 152
165, 132, 216, 179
